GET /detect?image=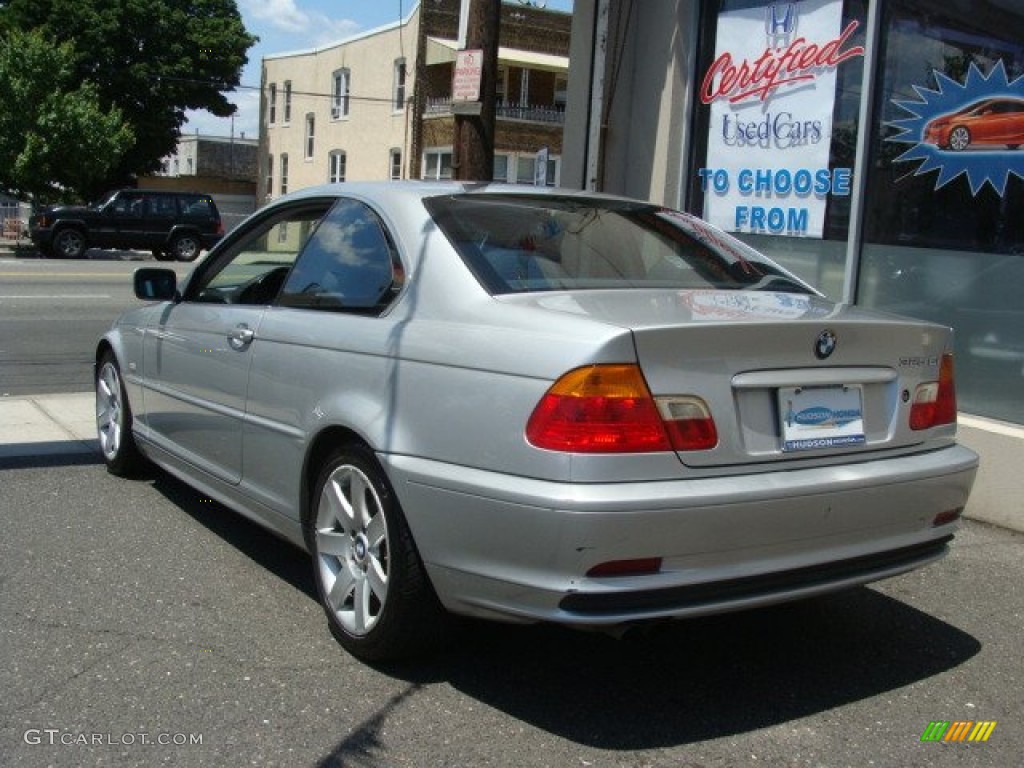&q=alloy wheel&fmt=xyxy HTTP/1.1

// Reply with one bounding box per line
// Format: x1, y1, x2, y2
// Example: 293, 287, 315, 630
314, 463, 390, 636
96, 361, 123, 461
